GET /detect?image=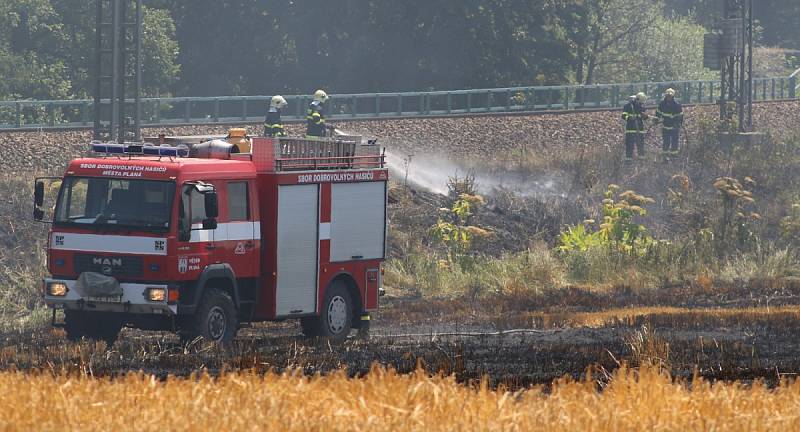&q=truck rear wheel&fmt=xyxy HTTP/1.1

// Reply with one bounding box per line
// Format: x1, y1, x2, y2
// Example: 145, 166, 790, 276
64, 310, 123, 346
190, 288, 238, 345
316, 282, 353, 342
